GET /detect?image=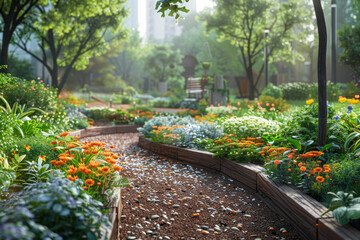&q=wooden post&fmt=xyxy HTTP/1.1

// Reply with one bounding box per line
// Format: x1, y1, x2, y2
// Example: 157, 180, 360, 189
210, 75, 226, 106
